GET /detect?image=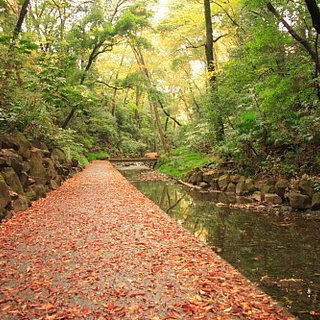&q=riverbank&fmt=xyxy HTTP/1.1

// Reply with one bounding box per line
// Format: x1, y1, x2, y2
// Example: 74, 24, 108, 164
156, 149, 320, 212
